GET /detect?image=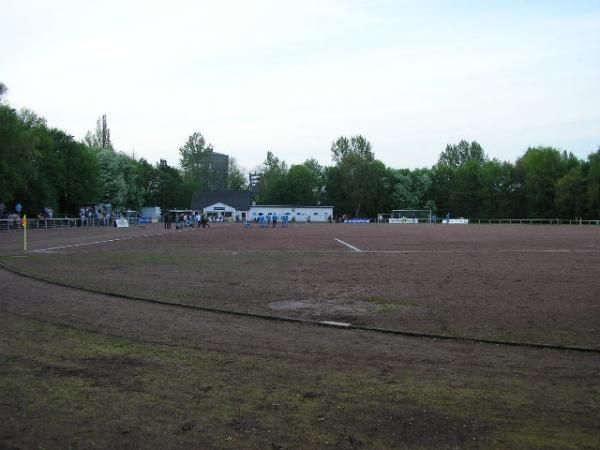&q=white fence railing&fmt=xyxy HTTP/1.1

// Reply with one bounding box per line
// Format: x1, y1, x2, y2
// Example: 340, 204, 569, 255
469, 218, 600, 225
0, 217, 140, 232
378, 217, 600, 225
